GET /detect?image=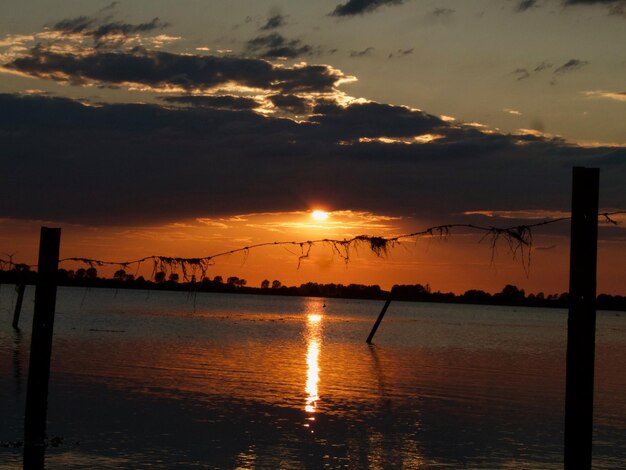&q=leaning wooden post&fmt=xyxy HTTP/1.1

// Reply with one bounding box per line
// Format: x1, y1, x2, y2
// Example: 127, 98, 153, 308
564, 167, 599, 470
366, 297, 392, 344
24, 227, 61, 470
12, 281, 26, 329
